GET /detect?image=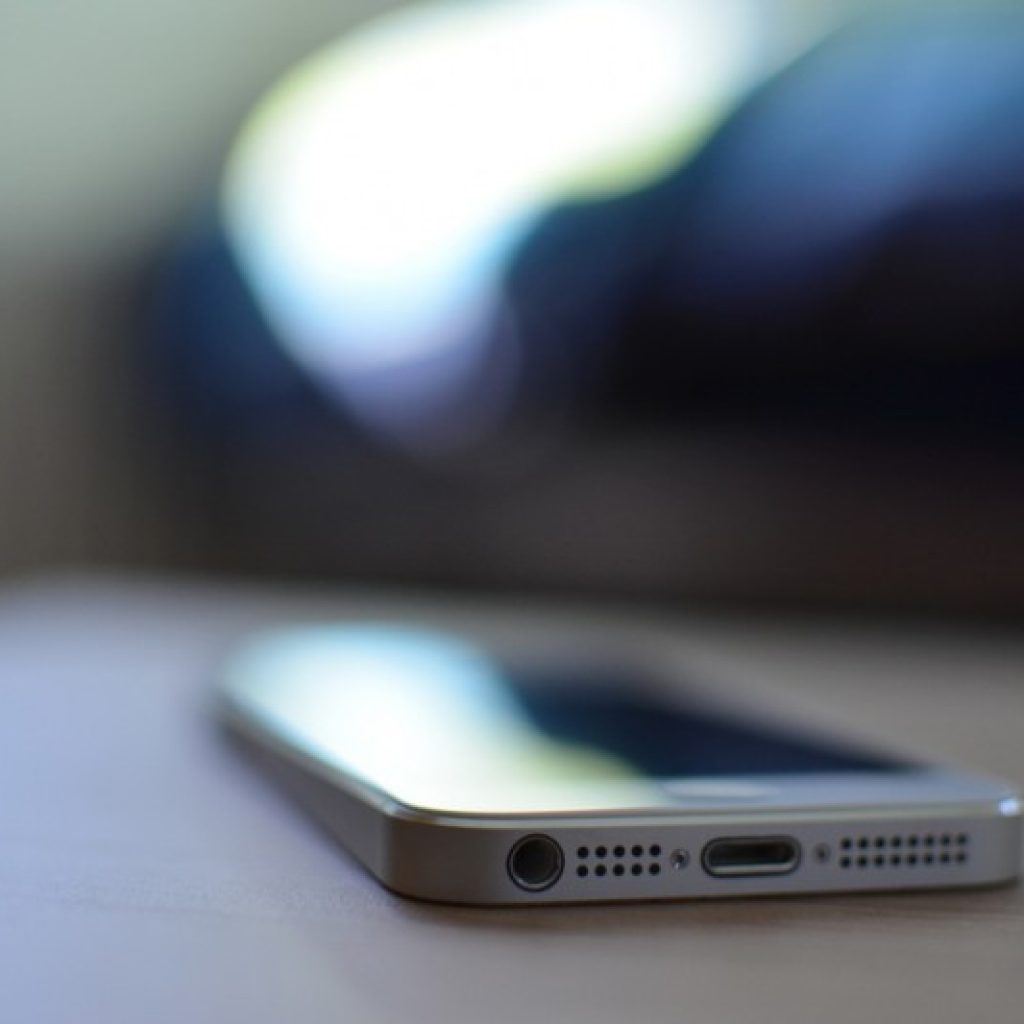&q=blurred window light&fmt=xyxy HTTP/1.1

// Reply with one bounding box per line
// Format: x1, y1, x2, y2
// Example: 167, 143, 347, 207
223, 0, 817, 451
